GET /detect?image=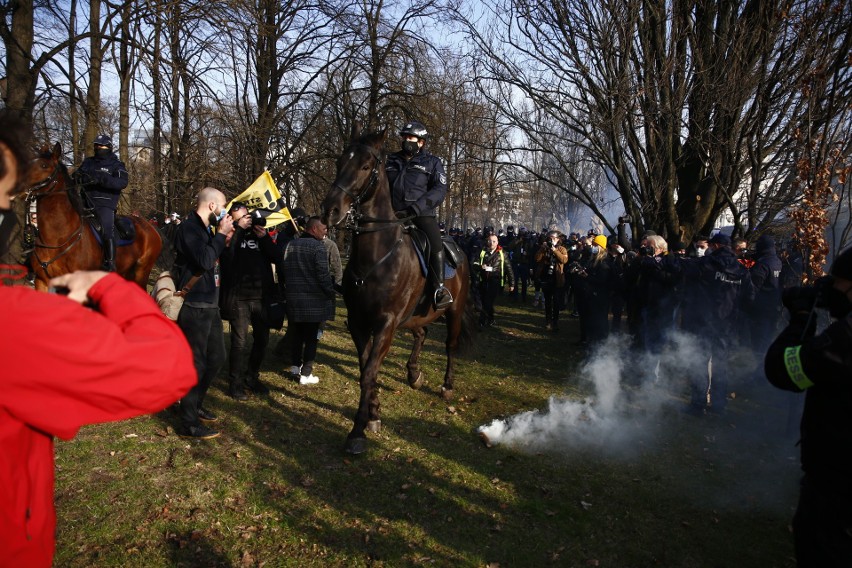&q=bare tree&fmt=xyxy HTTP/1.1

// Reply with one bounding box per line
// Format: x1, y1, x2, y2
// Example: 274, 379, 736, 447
460, 0, 852, 243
